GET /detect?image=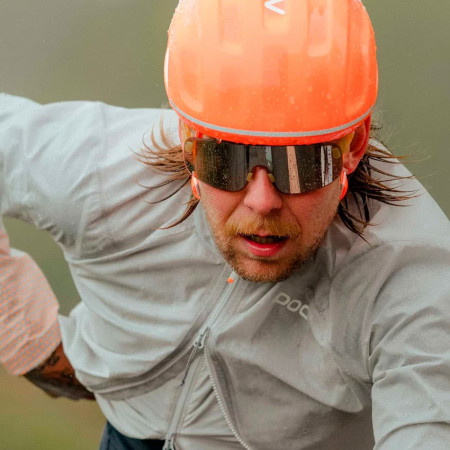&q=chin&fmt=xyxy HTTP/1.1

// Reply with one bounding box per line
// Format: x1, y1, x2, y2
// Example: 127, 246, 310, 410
227, 255, 311, 283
